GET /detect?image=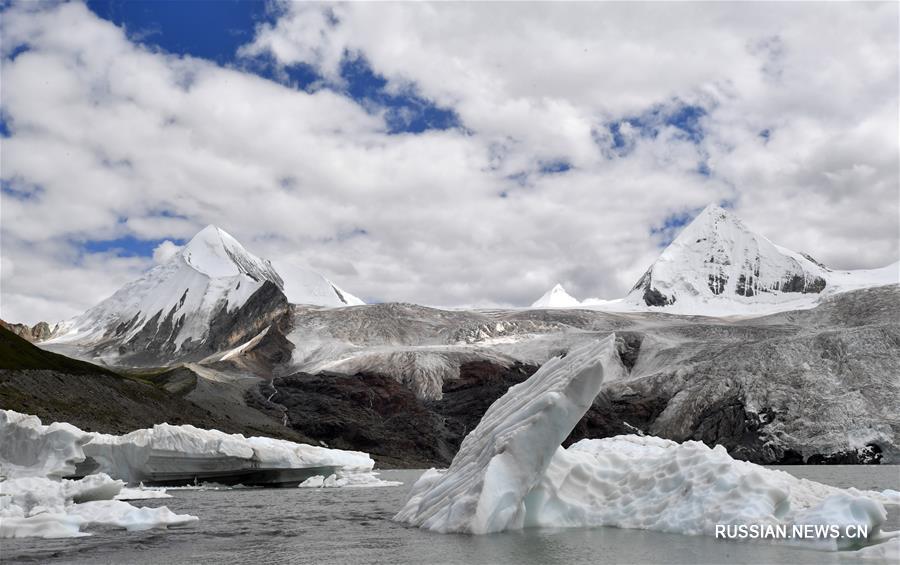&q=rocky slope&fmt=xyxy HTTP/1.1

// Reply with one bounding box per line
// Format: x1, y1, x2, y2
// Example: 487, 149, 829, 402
0, 326, 304, 441
251, 285, 900, 466
0, 320, 56, 342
